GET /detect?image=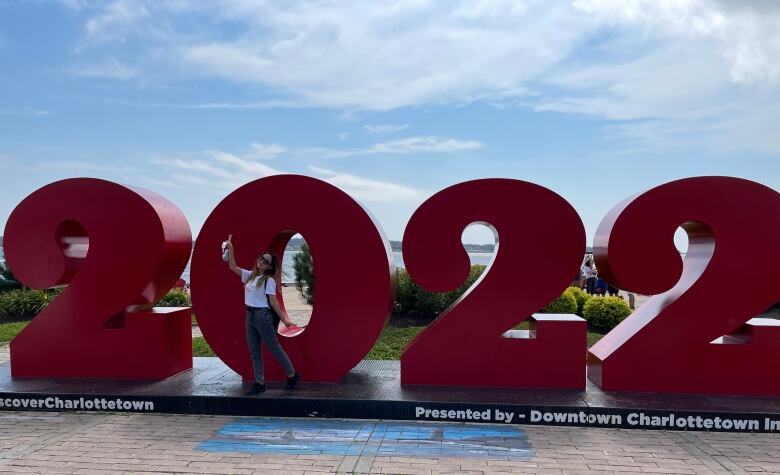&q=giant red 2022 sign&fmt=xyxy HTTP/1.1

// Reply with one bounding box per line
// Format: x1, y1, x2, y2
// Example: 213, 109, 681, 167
4, 176, 780, 396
